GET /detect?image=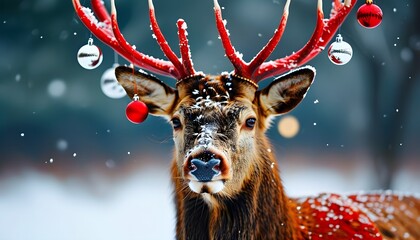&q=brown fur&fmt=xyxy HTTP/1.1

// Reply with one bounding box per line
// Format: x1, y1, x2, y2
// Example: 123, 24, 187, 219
115, 66, 420, 240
